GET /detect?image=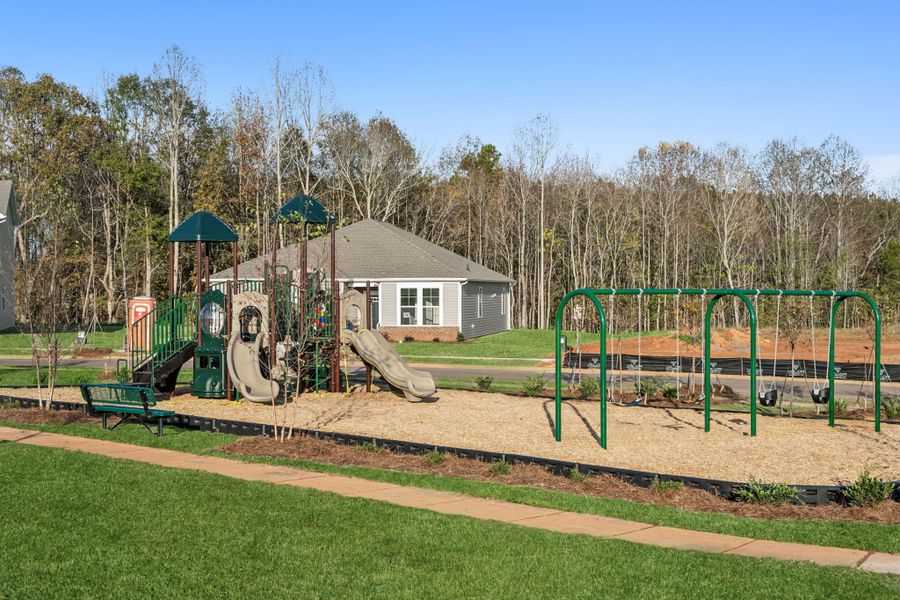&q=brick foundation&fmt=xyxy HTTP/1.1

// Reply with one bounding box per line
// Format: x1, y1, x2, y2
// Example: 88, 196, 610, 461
378, 326, 459, 342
